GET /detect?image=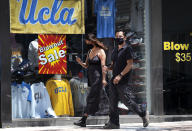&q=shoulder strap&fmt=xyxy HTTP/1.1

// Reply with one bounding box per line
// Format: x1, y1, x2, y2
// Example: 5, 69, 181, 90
87, 49, 92, 57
